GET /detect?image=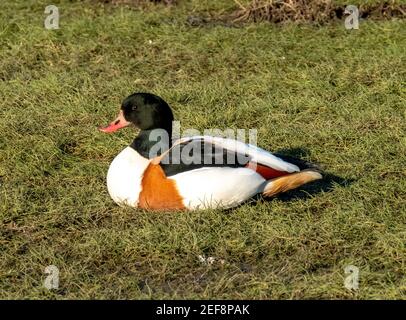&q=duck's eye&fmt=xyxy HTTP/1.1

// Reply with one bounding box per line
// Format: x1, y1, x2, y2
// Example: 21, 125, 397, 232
132, 106, 137, 111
